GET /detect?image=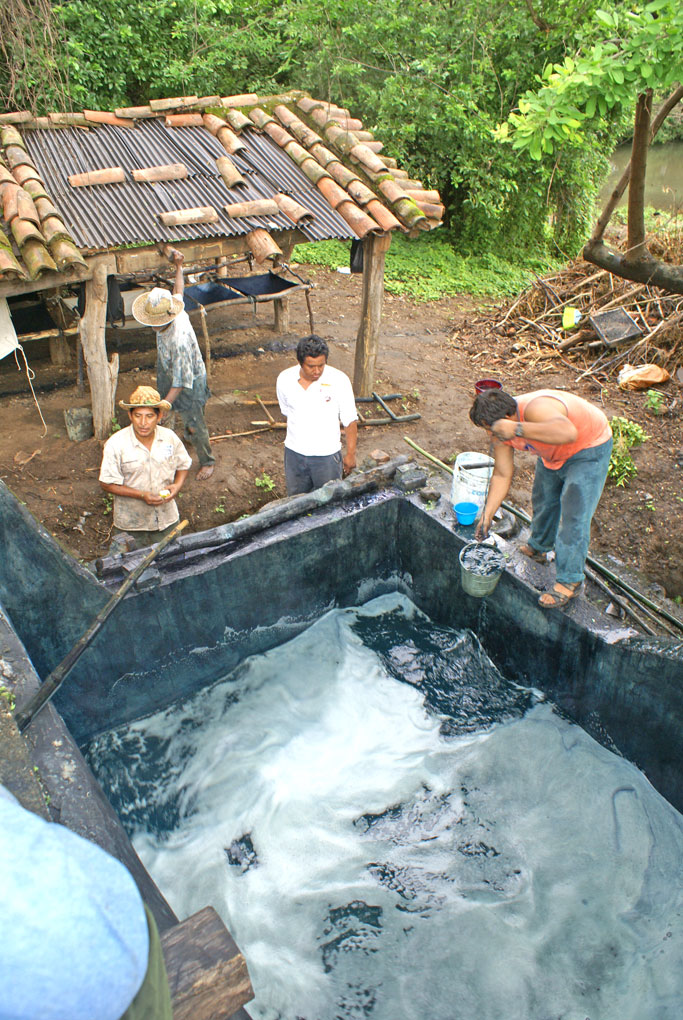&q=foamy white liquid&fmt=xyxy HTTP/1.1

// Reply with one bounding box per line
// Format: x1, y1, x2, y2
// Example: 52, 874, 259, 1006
95, 594, 682, 1020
